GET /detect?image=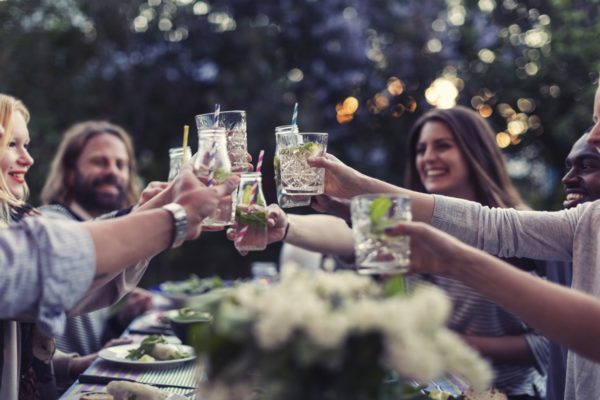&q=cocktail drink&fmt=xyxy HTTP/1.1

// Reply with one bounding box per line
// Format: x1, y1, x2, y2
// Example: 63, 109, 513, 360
168, 146, 192, 181
195, 110, 248, 173
351, 194, 411, 275
276, 132, 328, 196
234, 172, 268, 251
194, 127, 235, 226
274, 125, 311, 208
